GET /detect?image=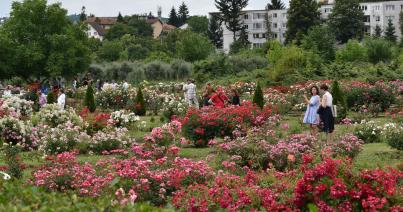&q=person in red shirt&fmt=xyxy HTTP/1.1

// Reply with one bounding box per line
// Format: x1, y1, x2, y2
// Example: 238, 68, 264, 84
209, 87, 229, 108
